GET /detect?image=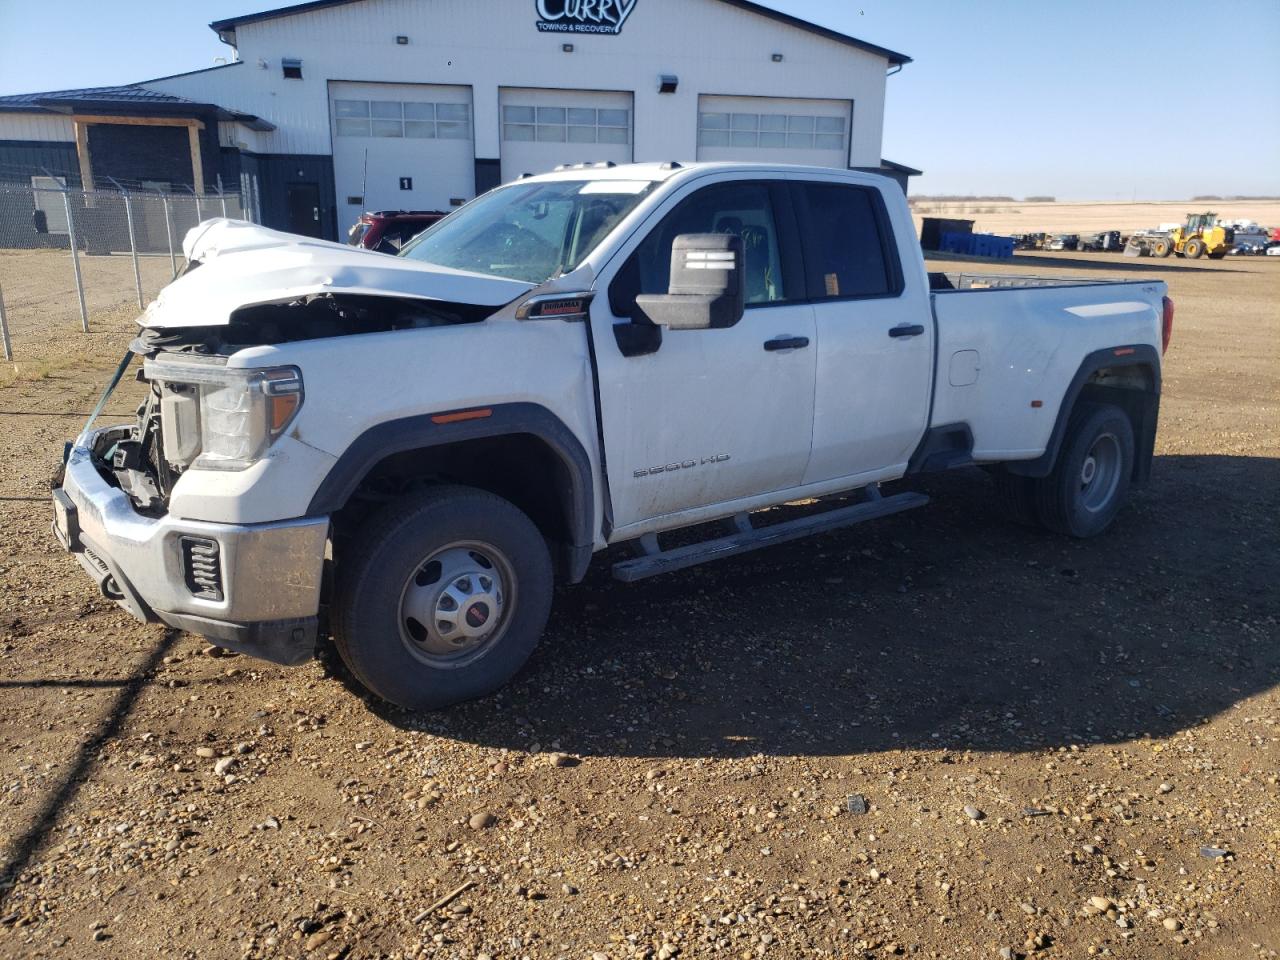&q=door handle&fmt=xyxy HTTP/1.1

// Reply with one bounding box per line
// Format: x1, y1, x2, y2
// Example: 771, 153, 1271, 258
763, 336, 810, 352
888, 324, 926, 339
